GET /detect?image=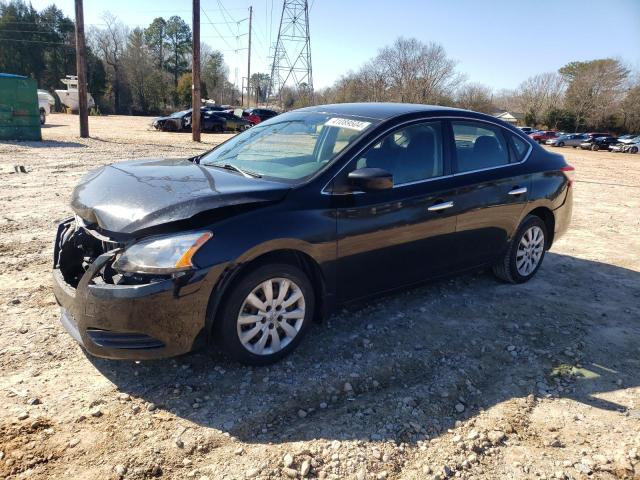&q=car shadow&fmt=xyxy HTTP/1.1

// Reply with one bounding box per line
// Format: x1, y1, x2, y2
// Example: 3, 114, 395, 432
89, 252, 640, 444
